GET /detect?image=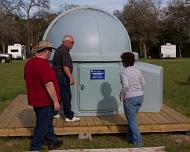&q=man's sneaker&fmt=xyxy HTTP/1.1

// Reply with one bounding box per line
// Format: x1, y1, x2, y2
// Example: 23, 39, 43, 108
65, 116, 80, 122
53, 114, 61, 119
